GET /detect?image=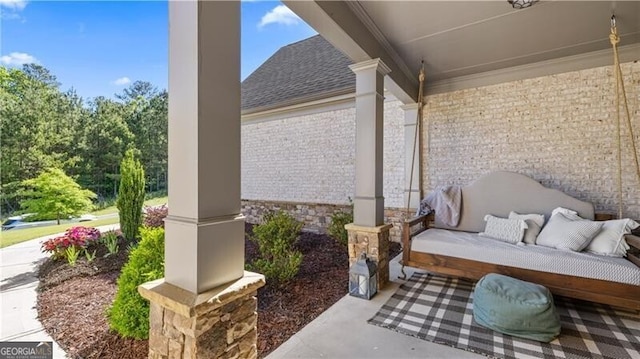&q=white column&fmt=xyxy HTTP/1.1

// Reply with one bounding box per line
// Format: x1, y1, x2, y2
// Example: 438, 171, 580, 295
165, 0, 244, 294
349, 59, 391, 227
402, 103, 421, 210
